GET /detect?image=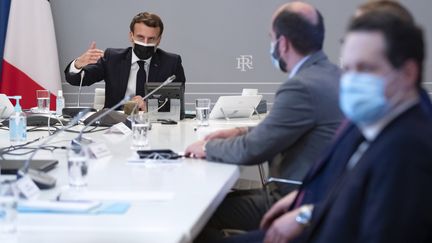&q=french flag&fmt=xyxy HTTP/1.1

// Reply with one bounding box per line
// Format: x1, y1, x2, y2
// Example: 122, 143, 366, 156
0, 0, 61, 109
